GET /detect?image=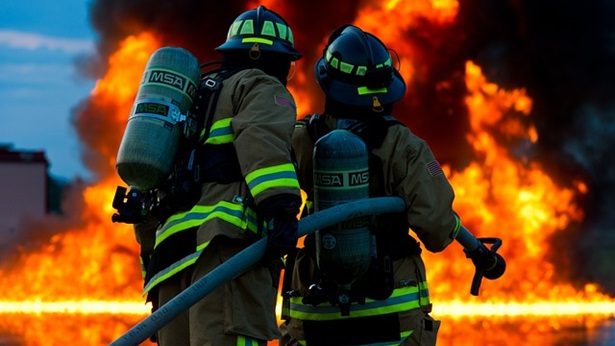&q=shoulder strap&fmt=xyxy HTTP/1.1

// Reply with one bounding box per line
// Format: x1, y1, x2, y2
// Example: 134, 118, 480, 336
191, 68, 235, 143
299, 113, 332, 145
